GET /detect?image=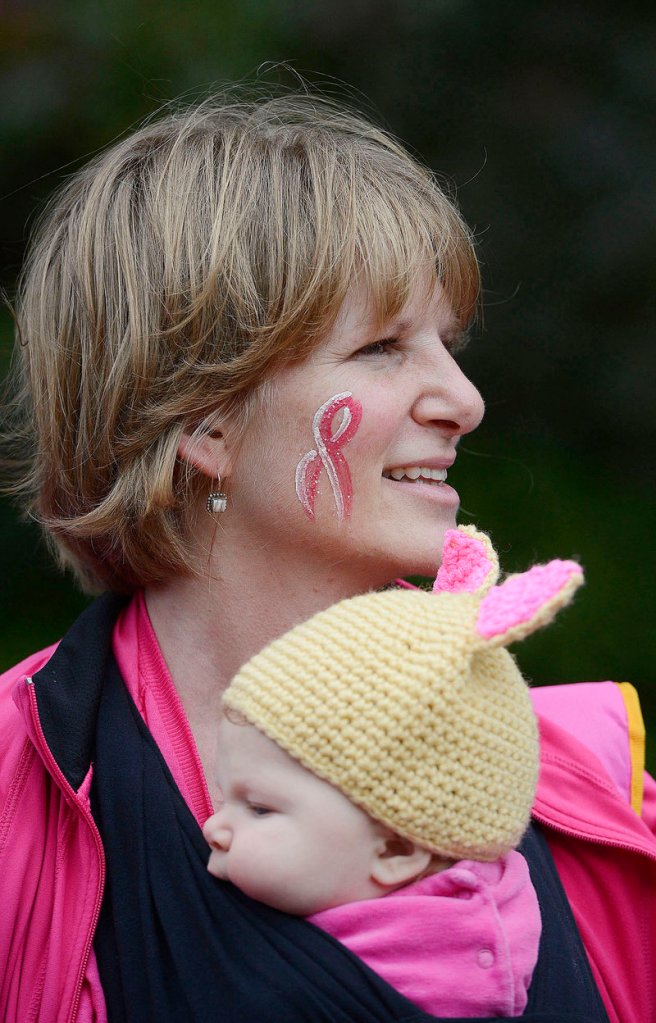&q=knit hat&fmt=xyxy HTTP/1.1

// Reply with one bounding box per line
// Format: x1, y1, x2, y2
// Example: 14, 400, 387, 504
223, 526, 583, 862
